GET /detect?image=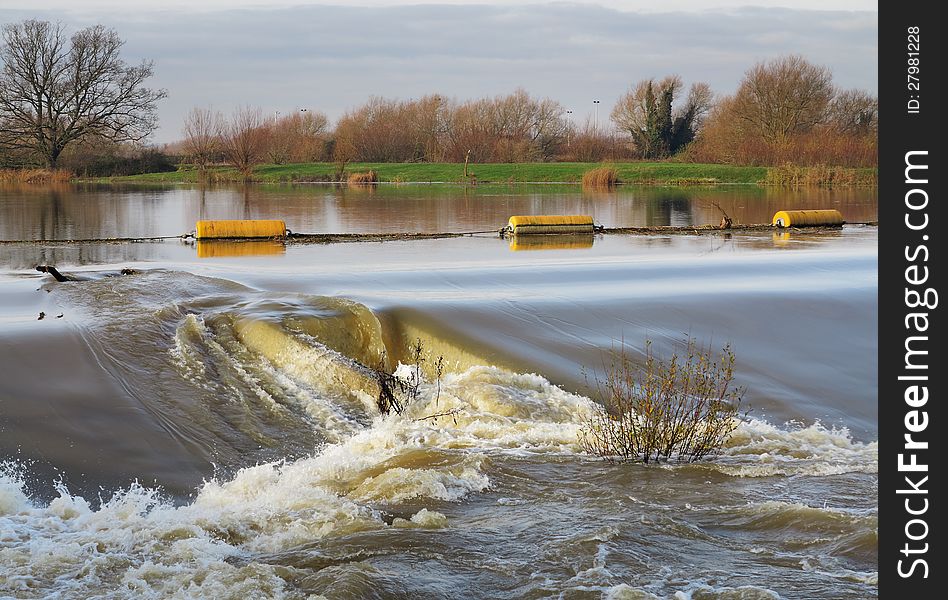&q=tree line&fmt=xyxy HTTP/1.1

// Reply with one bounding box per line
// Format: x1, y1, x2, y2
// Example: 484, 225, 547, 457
175, 90, 631, 180
0, 19, 877, 177
187, 54, 876, 178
